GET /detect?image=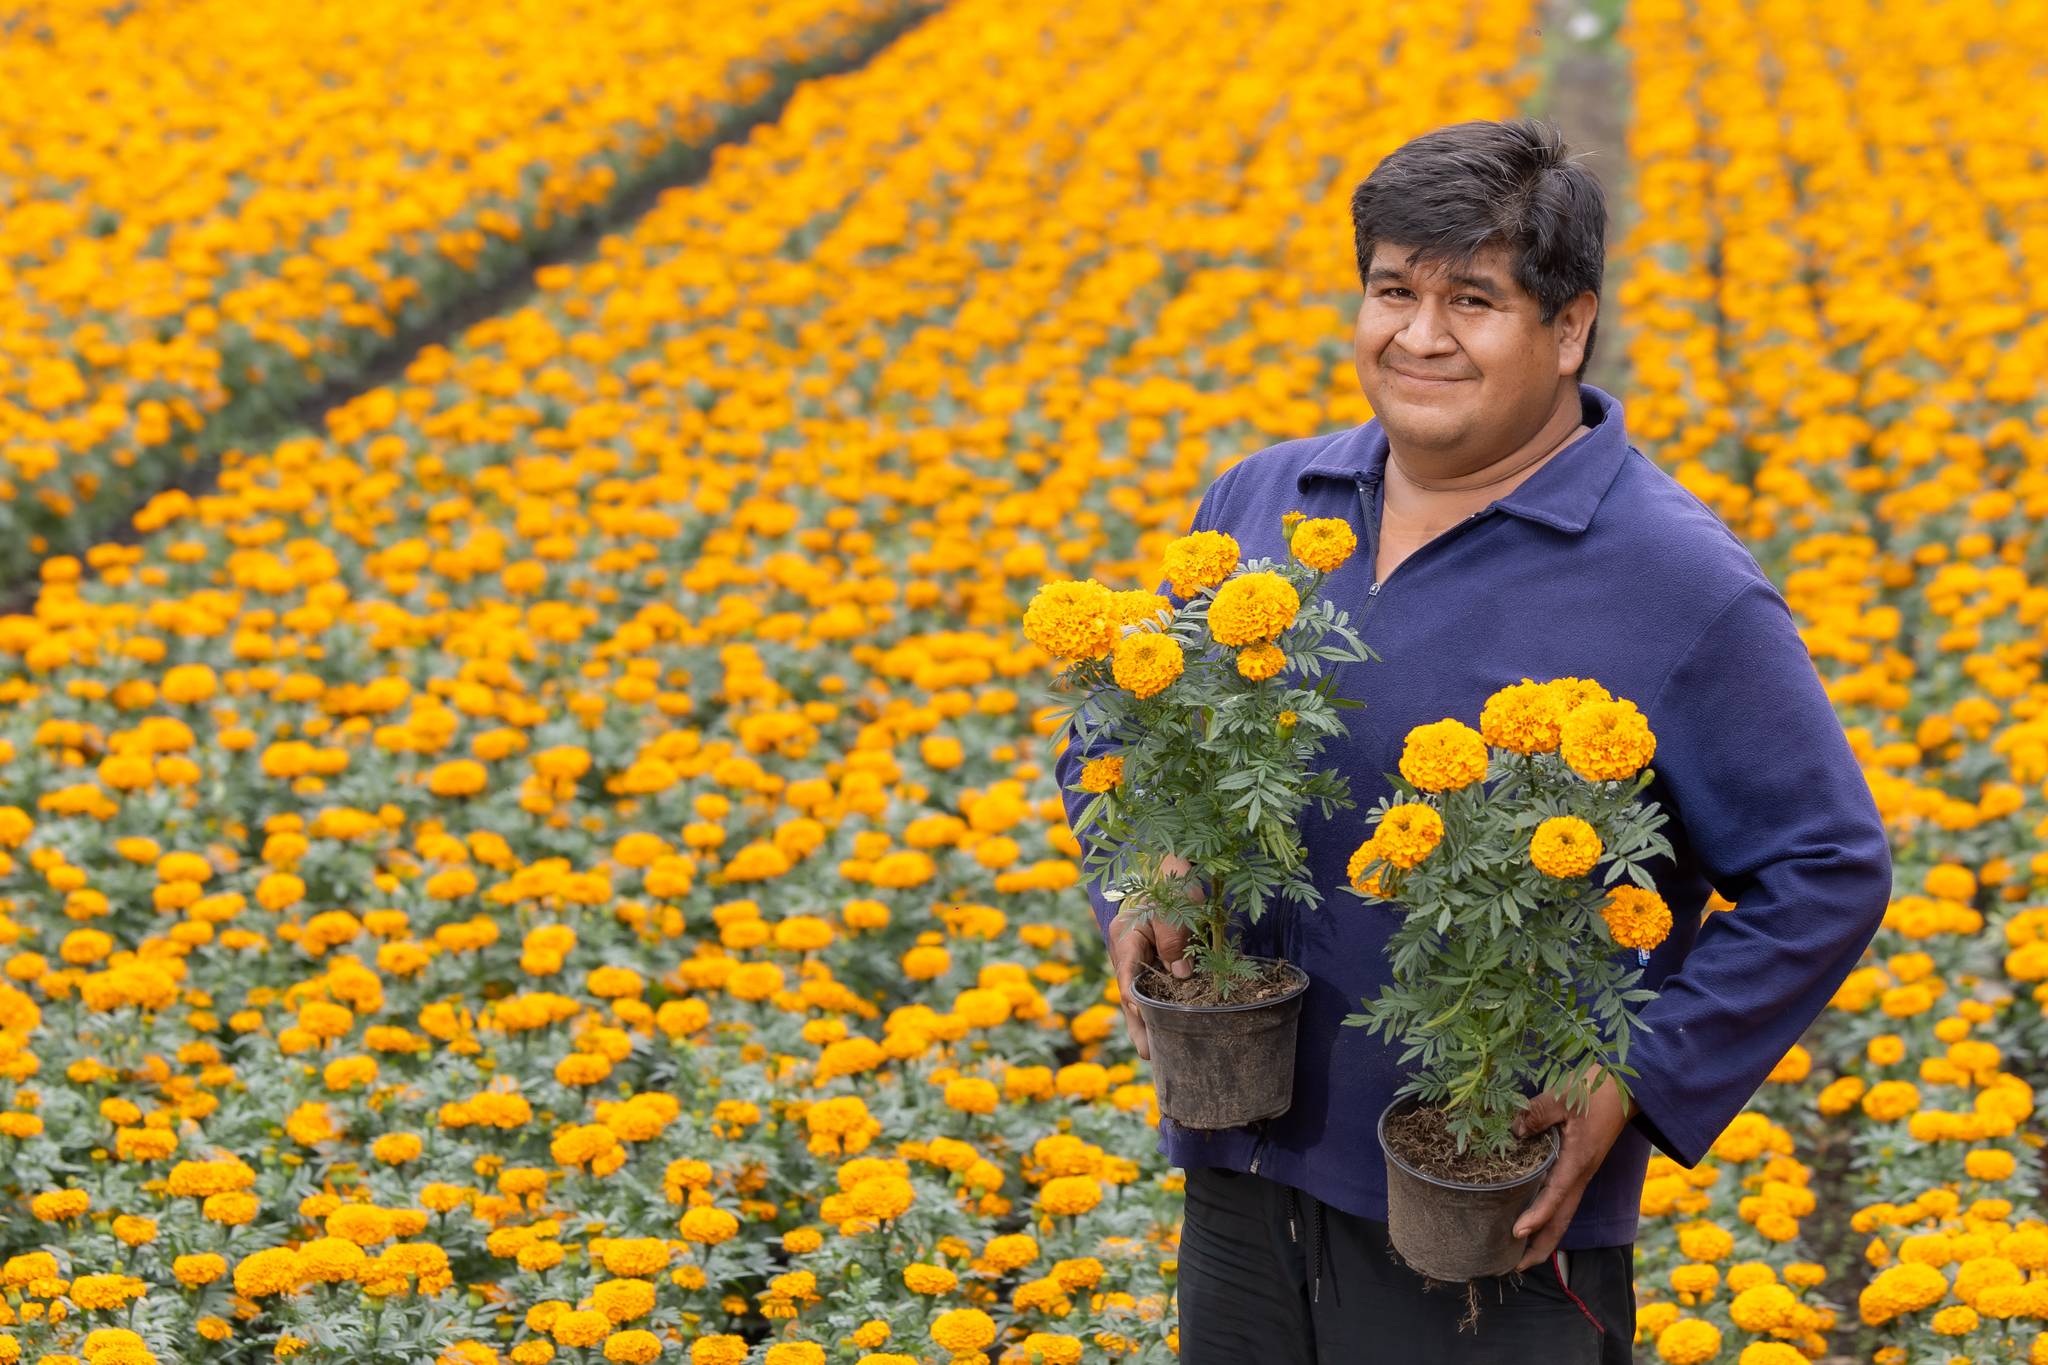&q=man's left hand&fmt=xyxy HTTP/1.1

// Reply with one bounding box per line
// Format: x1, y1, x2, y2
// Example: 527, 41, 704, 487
1509, 1066, 1638, 1271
